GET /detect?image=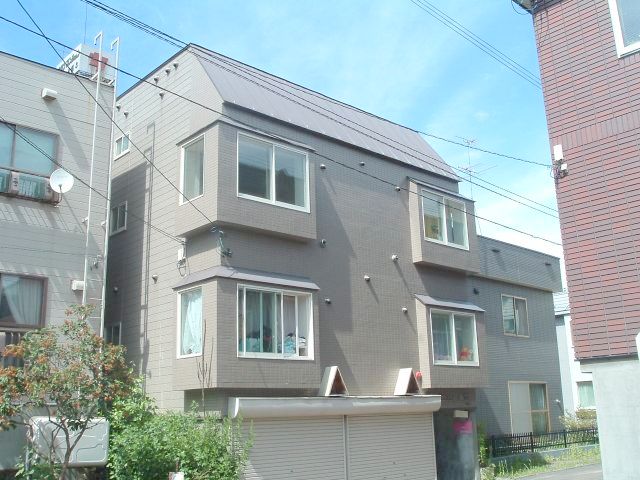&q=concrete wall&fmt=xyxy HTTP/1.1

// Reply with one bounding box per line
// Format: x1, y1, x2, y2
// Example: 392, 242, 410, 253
0, 52, 113, 331
584, 357, 640, 480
